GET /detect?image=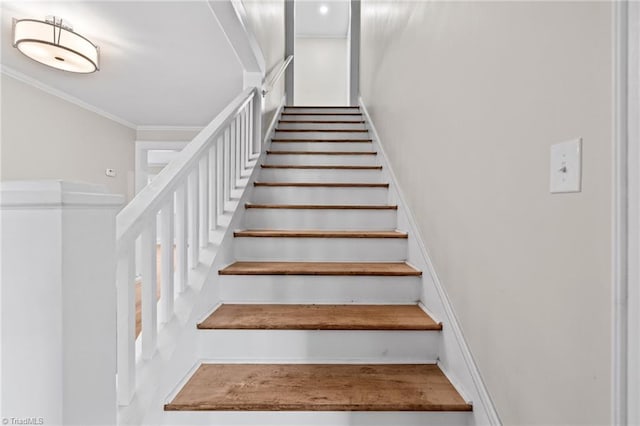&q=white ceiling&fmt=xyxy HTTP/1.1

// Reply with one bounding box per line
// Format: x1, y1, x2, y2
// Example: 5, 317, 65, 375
296, 0, 350, 38
1, 1, 244, 127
